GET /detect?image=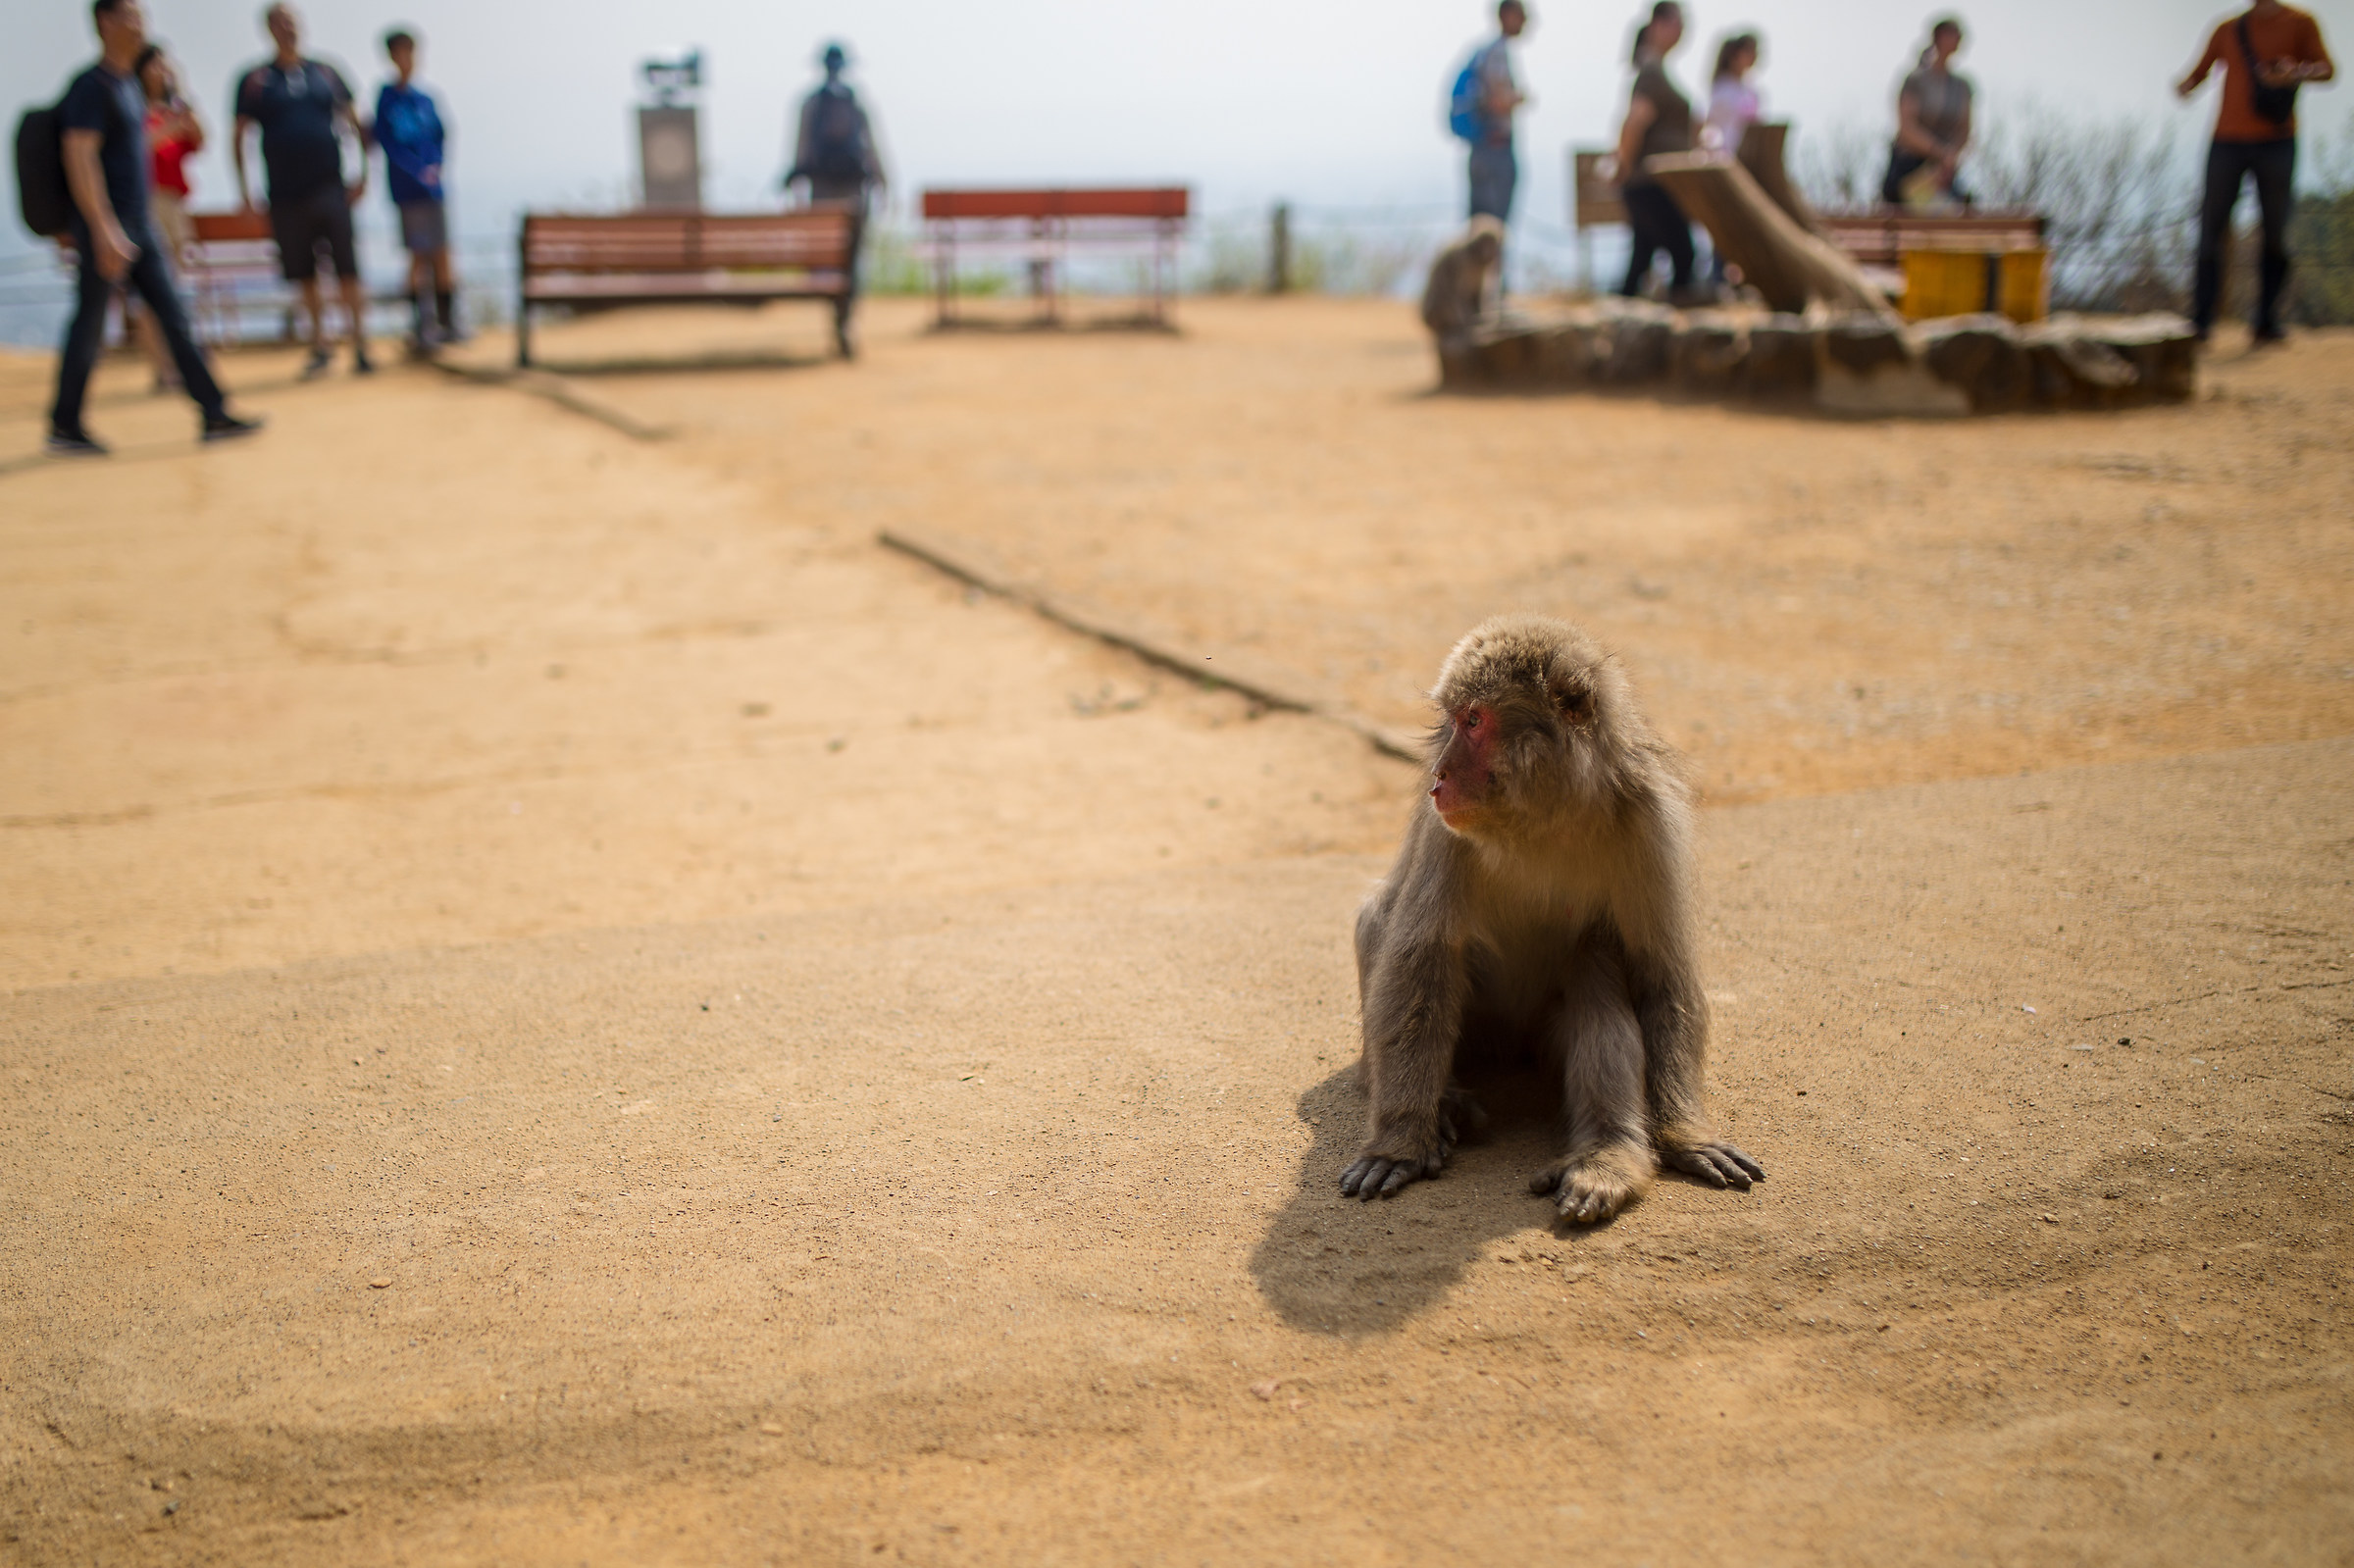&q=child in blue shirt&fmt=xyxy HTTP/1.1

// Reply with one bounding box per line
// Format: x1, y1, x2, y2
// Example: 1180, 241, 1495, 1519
371, 27, 461, 347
